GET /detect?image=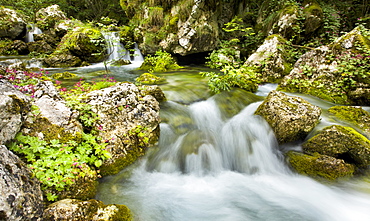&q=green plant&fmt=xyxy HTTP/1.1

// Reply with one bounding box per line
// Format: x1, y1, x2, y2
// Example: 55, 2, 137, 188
8, 132, 111, 201
201, 65, 260, 94
139, 50, 182, 72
